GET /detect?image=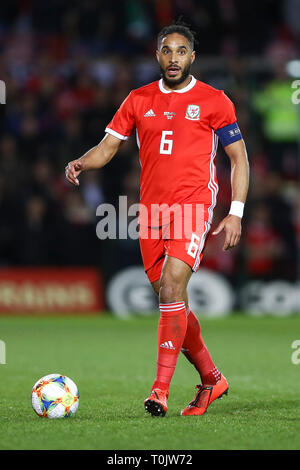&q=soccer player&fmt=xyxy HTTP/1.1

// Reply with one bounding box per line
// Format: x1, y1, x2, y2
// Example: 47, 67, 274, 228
65, 23, 249, 417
